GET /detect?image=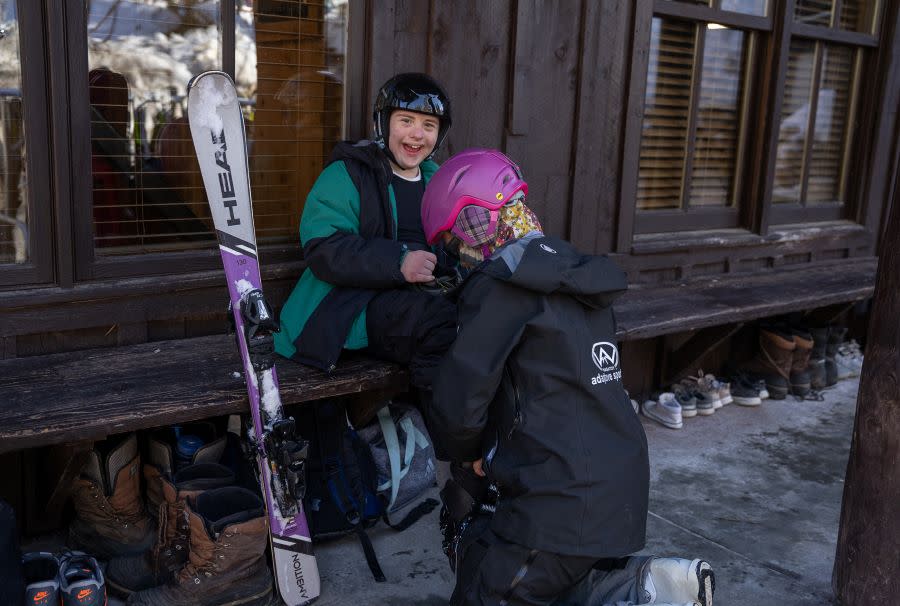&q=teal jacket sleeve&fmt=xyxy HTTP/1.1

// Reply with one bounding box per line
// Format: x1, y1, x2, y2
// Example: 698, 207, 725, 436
300, 161, 407, 288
